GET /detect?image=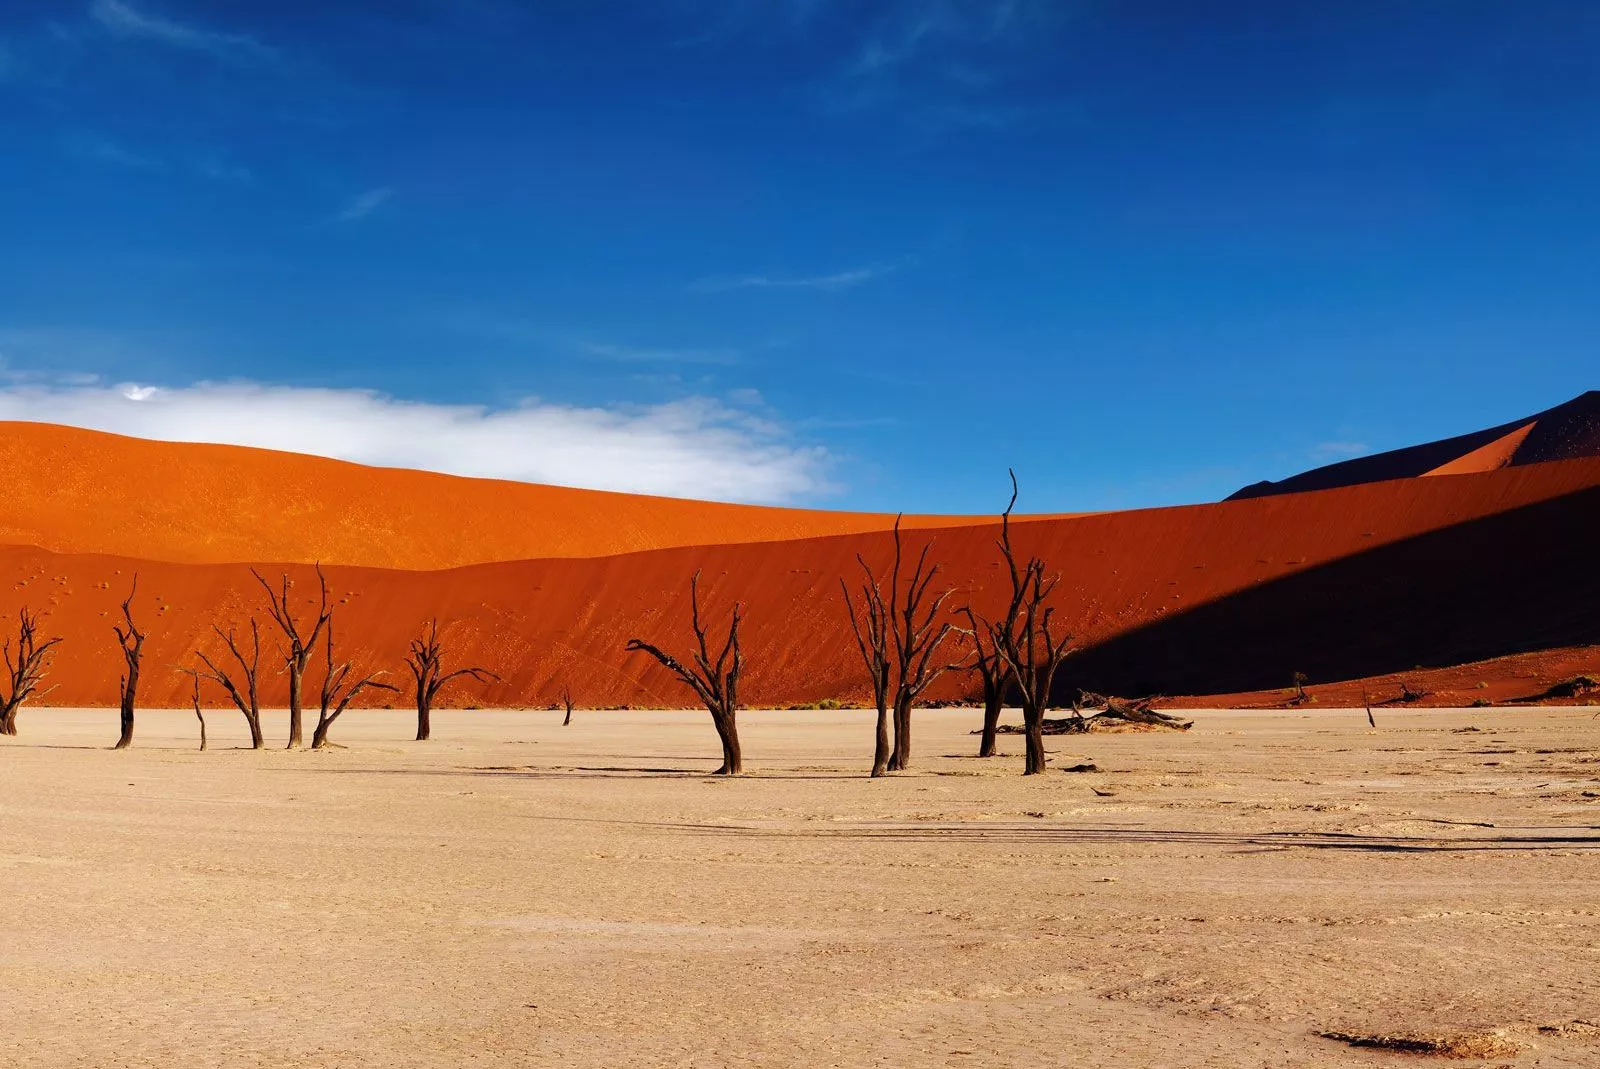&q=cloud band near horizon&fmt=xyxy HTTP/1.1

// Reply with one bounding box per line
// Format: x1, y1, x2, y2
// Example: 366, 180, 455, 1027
0, 378, 832, 504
